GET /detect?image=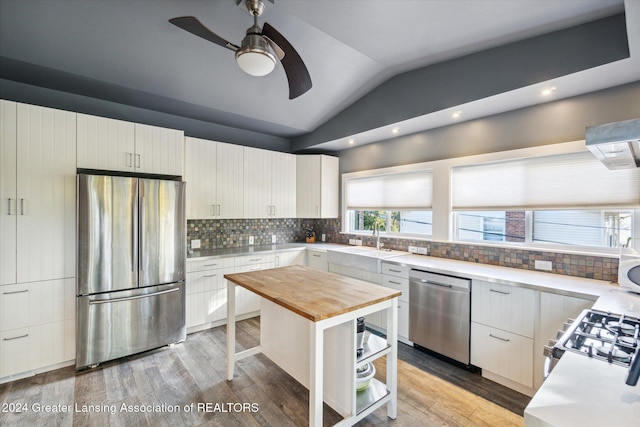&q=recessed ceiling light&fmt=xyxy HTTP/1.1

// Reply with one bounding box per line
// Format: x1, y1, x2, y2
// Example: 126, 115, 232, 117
452, 111, 462, 119
392, 127, 400, 134
541, 87, 556, 96
348, 138, 355, 145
